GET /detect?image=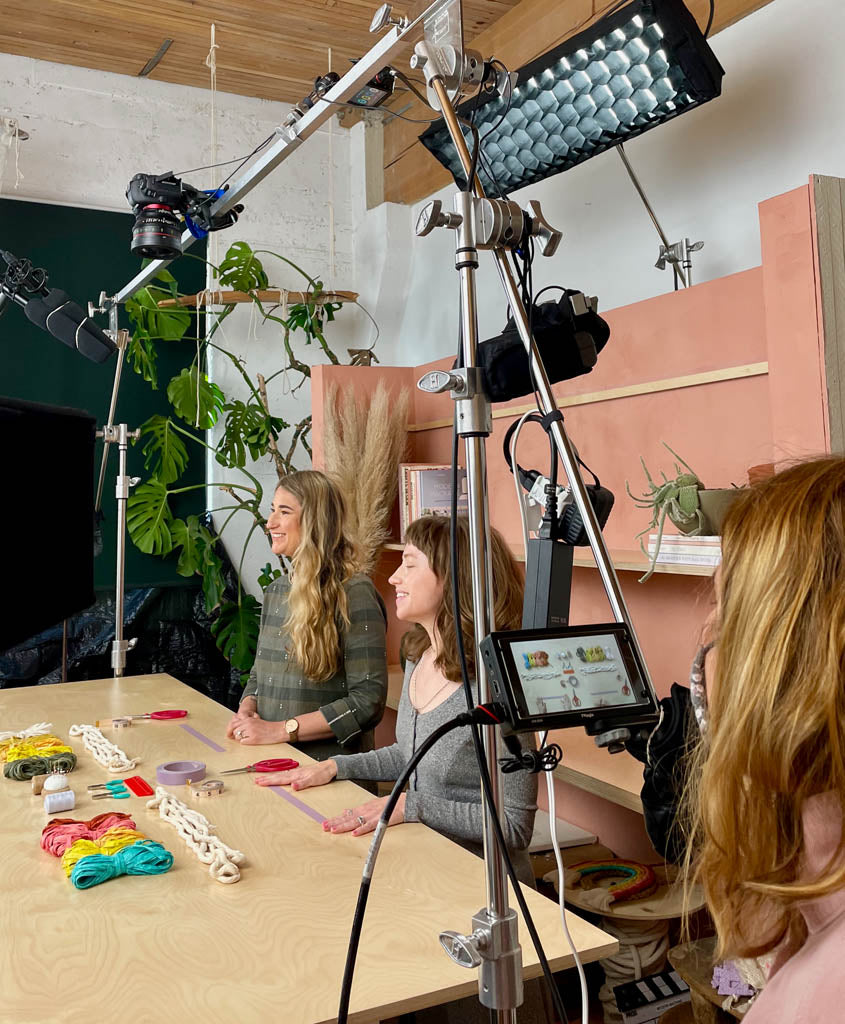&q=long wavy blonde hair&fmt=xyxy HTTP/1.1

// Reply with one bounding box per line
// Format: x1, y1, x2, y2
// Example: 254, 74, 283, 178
402, 515, 524, 681
683, 456, 845, 960
278, 470, 360, 682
